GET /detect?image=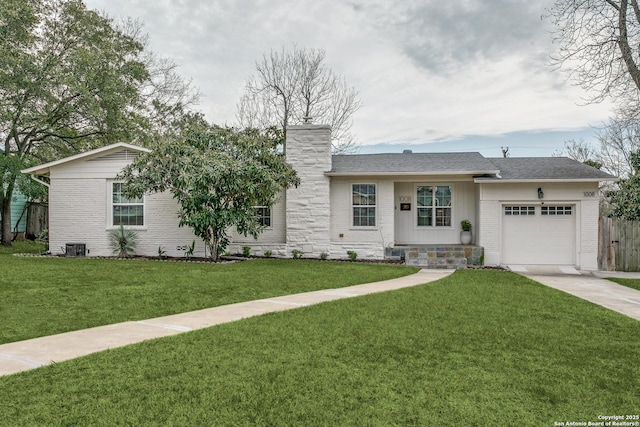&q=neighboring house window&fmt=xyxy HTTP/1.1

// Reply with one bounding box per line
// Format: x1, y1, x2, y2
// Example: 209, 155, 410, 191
352, 184, 376, 227
504, 206, 535, 216
256, 206, 271, 227
416, 185, 452, 227
541, 206, 572, 216
112, 182, 144, 226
